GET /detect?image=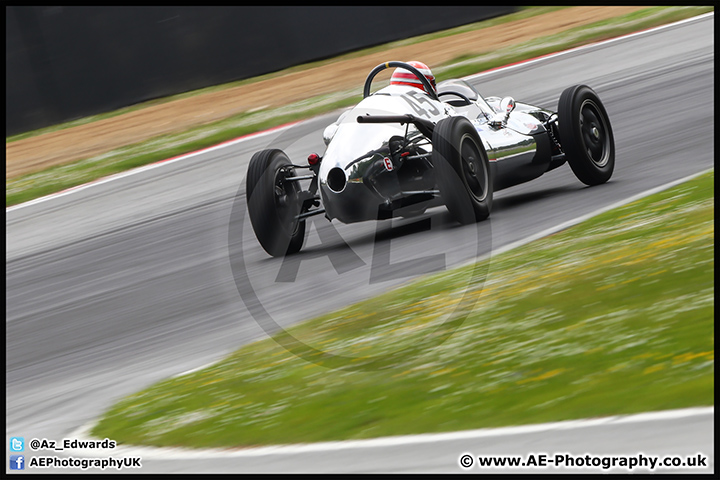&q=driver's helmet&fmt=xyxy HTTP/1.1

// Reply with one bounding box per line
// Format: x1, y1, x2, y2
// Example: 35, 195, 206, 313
390, 61, 436, 96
